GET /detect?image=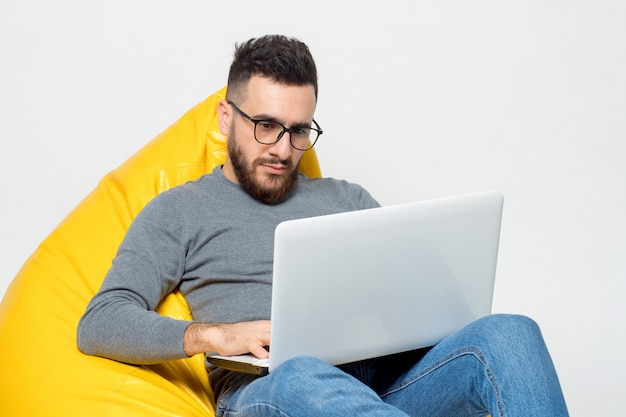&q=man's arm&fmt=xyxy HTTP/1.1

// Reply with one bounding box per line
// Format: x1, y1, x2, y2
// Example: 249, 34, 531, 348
183, 320, 271, 358
77, 294, 191, 364
77, 192, 193, 364
78, 299, 271, 363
